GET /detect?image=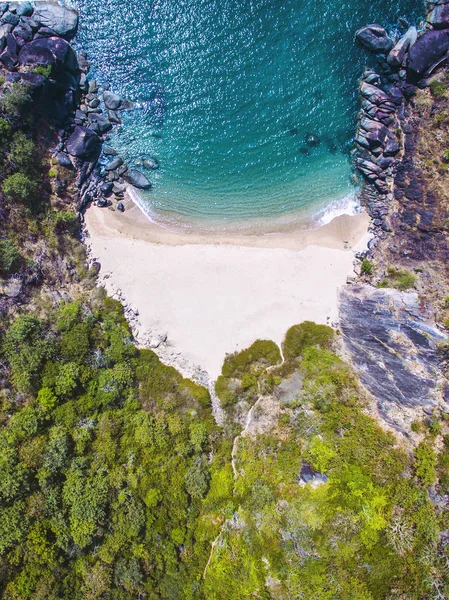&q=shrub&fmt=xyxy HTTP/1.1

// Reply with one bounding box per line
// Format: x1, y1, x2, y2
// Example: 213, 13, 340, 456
430, 79, 447, 98
387, 268, 417, 291
282, 321, 334, 360
0, 239, 21, 275
37, 387, 58, 411
9, 131, 36, 174
221, 340, 281, 377
2, 172, 38, 204
361, 258, 373, 276
0, 83, 32, 122
414, 441, 437, 486
33, 65, 52, 78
